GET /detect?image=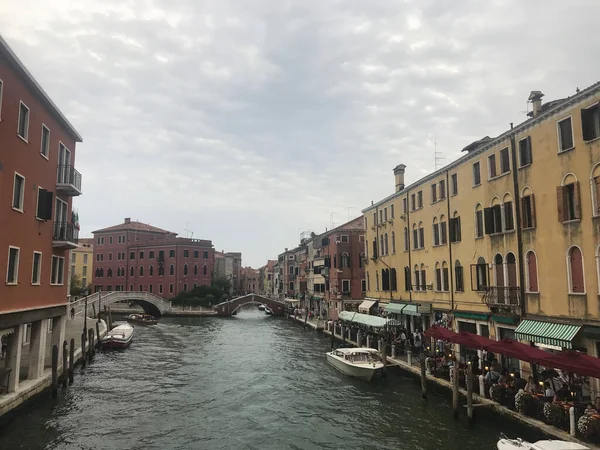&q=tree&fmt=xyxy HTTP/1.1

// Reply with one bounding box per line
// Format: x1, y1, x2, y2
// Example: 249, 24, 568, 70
70, 274, 86, 296
211, 274, 232, 294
